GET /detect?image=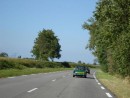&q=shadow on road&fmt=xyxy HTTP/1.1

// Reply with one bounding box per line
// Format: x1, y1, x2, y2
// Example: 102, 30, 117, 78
86, 77, 95, 79
74, 76, 95, 79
